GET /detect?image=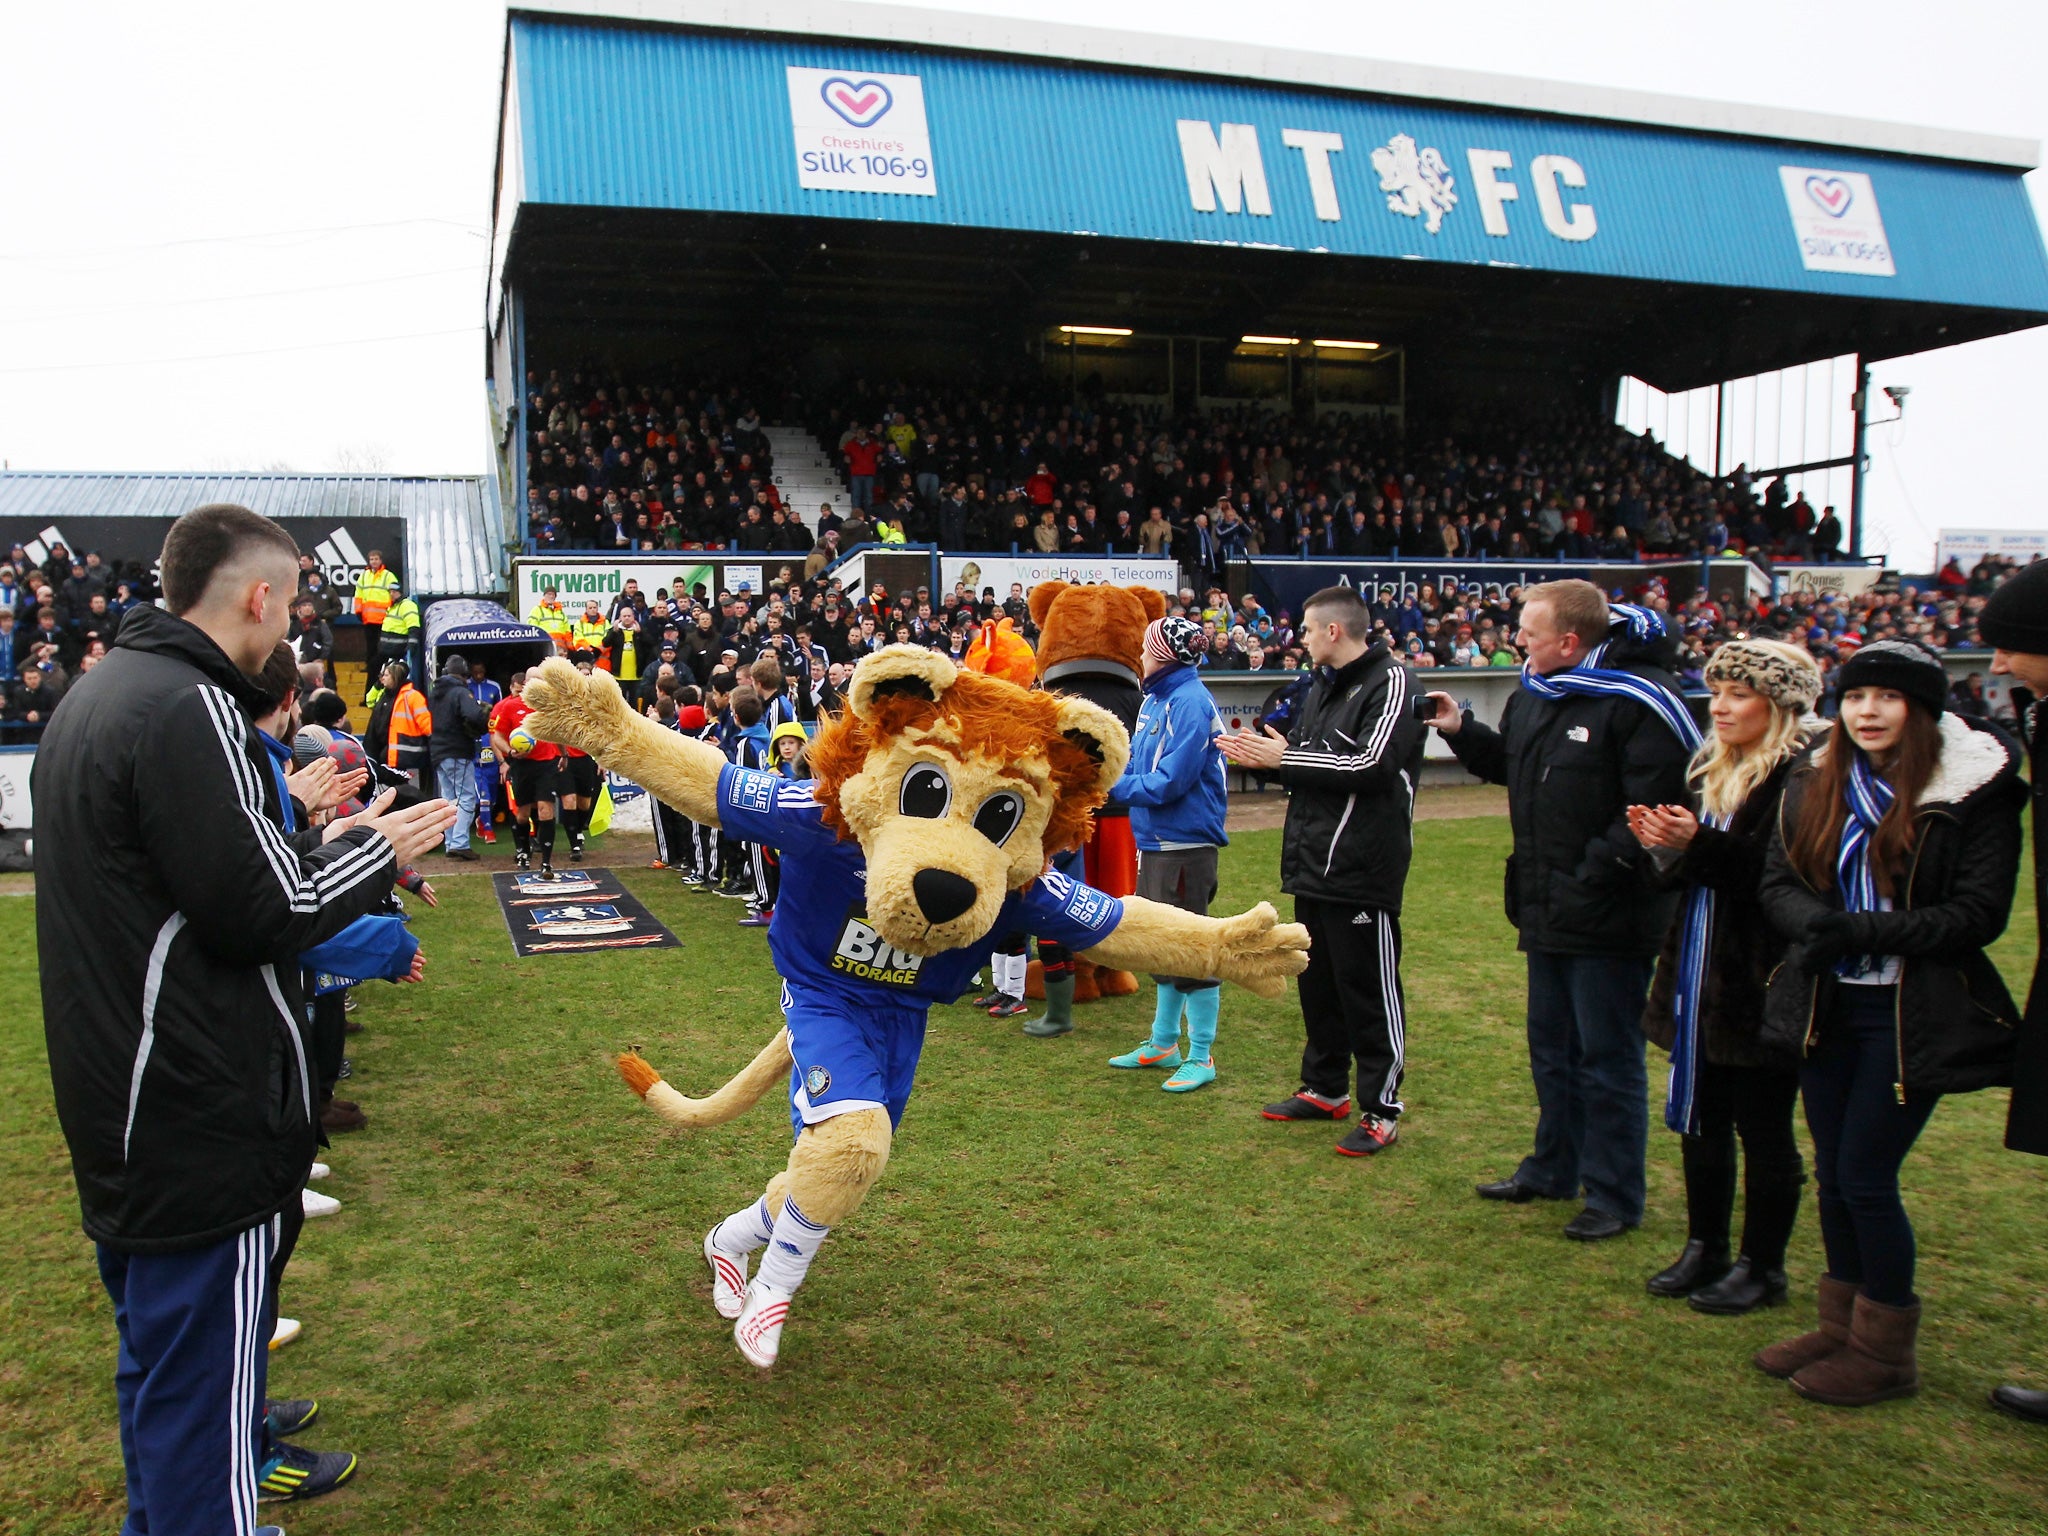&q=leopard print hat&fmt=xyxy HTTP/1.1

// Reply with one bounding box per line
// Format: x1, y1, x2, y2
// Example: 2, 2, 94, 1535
1703, 638, 1822, 714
